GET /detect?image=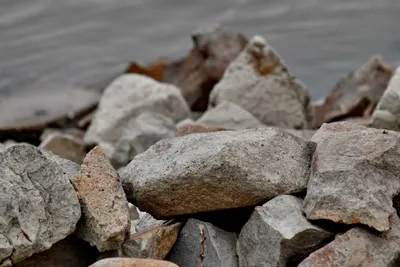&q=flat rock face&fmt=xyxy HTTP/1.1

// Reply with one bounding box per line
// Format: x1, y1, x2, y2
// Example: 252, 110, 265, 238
0, 144, 81, 264
89, 258, 178, 267
209, 35, 310, 129
311, 56, 393, 127
71, 146, 130, 251
298, 214, 400, 267
121, 222, 182, 260
168, 219, 238, 267
372, 67, 400, 130
237, 195, 332, 267
175, 123, 228, 137
84, 74, 190, 167
39, 133, 86, 164
304, 121, 400, 232
120, 128, 311, 218
197, 101, 265, 130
